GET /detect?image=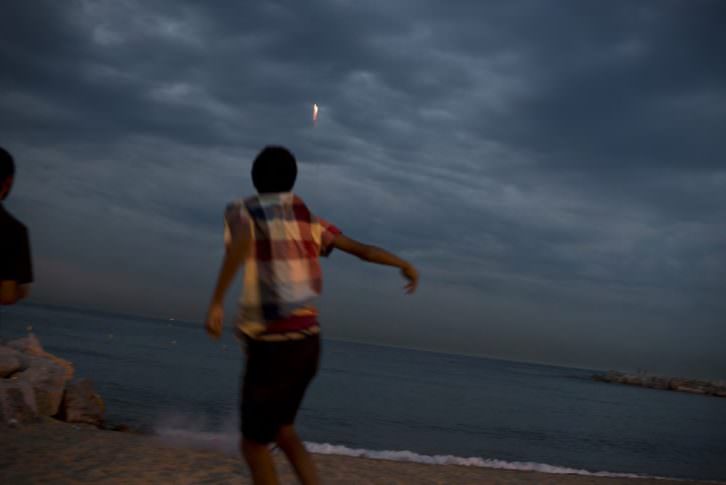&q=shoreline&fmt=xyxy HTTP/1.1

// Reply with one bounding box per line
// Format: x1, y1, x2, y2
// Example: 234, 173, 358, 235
1, 418, 716, 485
155, 426, 705, 482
